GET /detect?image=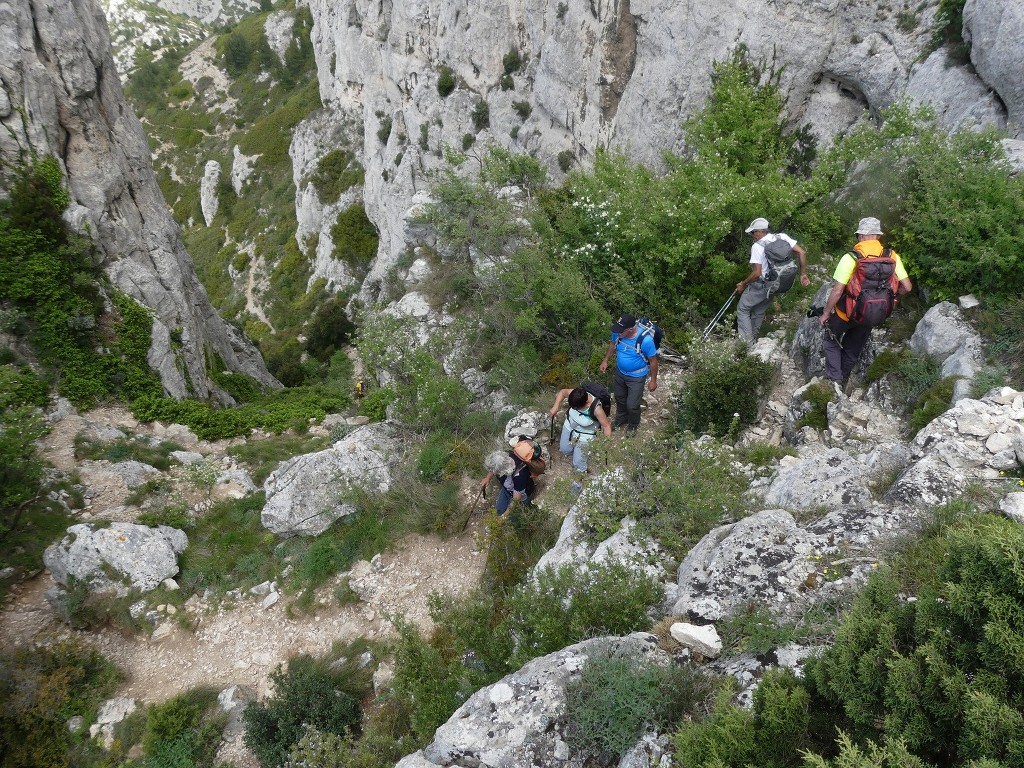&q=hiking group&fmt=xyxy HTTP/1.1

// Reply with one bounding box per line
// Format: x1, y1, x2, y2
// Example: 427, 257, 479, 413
480, 214, 908, 515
